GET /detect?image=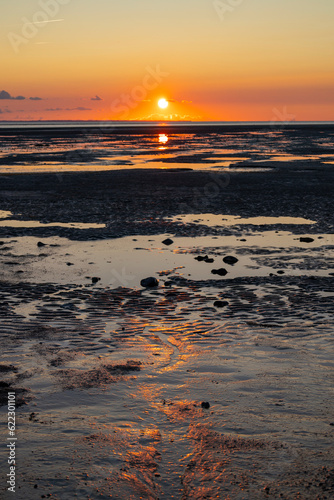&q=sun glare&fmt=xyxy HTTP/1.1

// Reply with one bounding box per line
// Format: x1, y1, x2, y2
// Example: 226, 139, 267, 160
158, 98, 169, 109
159, 134, 169, 144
